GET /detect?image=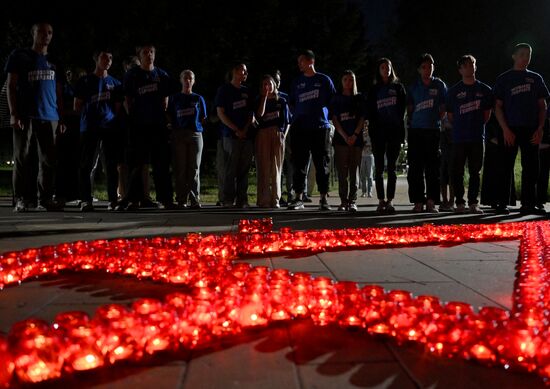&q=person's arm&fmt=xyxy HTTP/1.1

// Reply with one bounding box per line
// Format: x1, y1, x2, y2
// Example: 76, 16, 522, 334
349, 117, 365, 146
55, 80, 66, 133
532, 98, 548, 145
217, 107, 240, 135
494, 99, 514, 146
483, 109, 491, 124
447, 112, 454, 124
74, 97, 84, 113
6, 72, 22, 130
